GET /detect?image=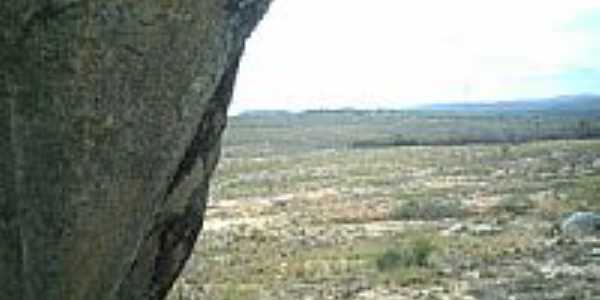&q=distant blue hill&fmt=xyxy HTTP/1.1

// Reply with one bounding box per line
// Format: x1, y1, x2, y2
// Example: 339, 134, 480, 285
237, 109, 294, 117
421, 94, 600, 112
235, 95, 600, 117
